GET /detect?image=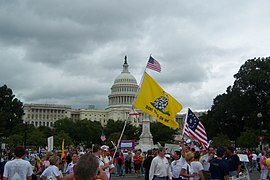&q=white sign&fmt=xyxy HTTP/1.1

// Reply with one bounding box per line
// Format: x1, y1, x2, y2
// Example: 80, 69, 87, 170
121, 142, 133, 148
1, 143, 5, 150
47, 136, 54, 151
237, 154, 249, 162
